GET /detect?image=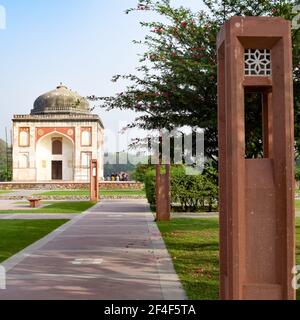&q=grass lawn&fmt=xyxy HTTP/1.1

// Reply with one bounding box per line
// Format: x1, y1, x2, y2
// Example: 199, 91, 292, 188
0, 201, 96, 214
157, 217, 300, 300
0, 190, 11, 195
34, 189, 145, 197
0, 220, 68, 262
296, 199, 300, 211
